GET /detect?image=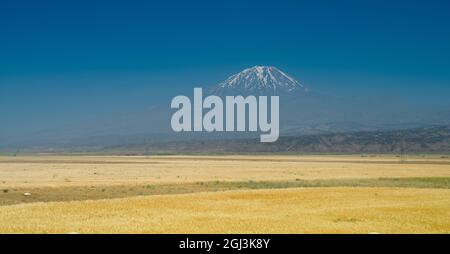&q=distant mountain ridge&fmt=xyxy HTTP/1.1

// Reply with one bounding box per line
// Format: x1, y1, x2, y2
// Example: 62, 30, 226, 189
104, 125, 450, 154
7, 125, 448, 154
